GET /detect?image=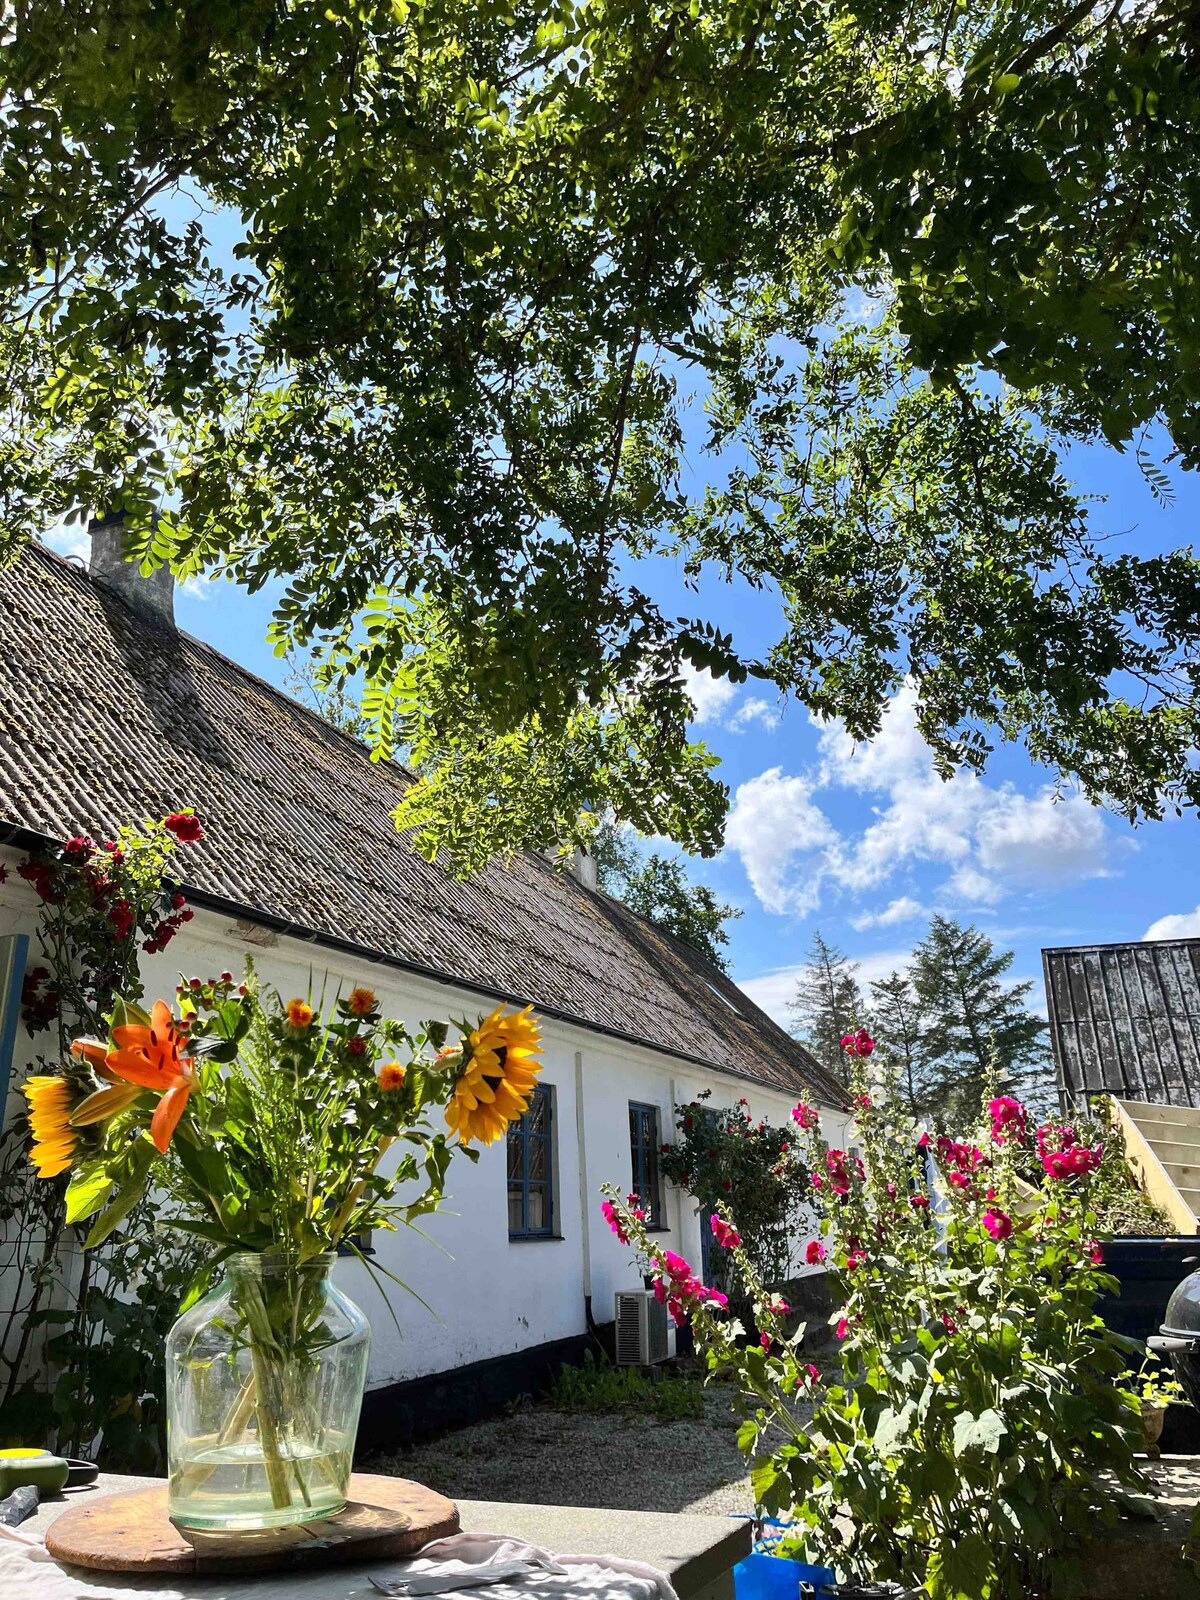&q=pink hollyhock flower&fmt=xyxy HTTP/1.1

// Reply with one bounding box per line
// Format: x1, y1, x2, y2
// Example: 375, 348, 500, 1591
840, 1027, 876, 1057
948, 1170, 971, 1190
836, 1317, 850, 1339
917, 1132, 931, 1148
1040, 1141, 1103, 1181
988, 1095, 1028, 1145
805, 1362, 820, 1385
711, 1215, 741, 1250
983, 1208, 1013, 1241
759, 1333, 771, 1350
940, 1311, 957, 1334
769, 1298, 790, 1316
1088, 1240, 1104, 1265
805, 1239, 826, 1265
810, 1172, 824, 1191
791, 1102, 819, 1130
845, 1250, 866, 1271
600, 1200, 629, 1246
